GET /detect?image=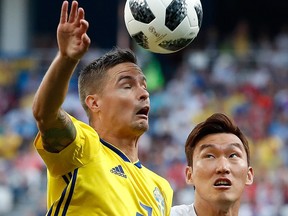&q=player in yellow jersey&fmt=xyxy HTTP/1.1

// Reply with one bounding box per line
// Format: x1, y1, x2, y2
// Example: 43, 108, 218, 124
32, 1, 173, 215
